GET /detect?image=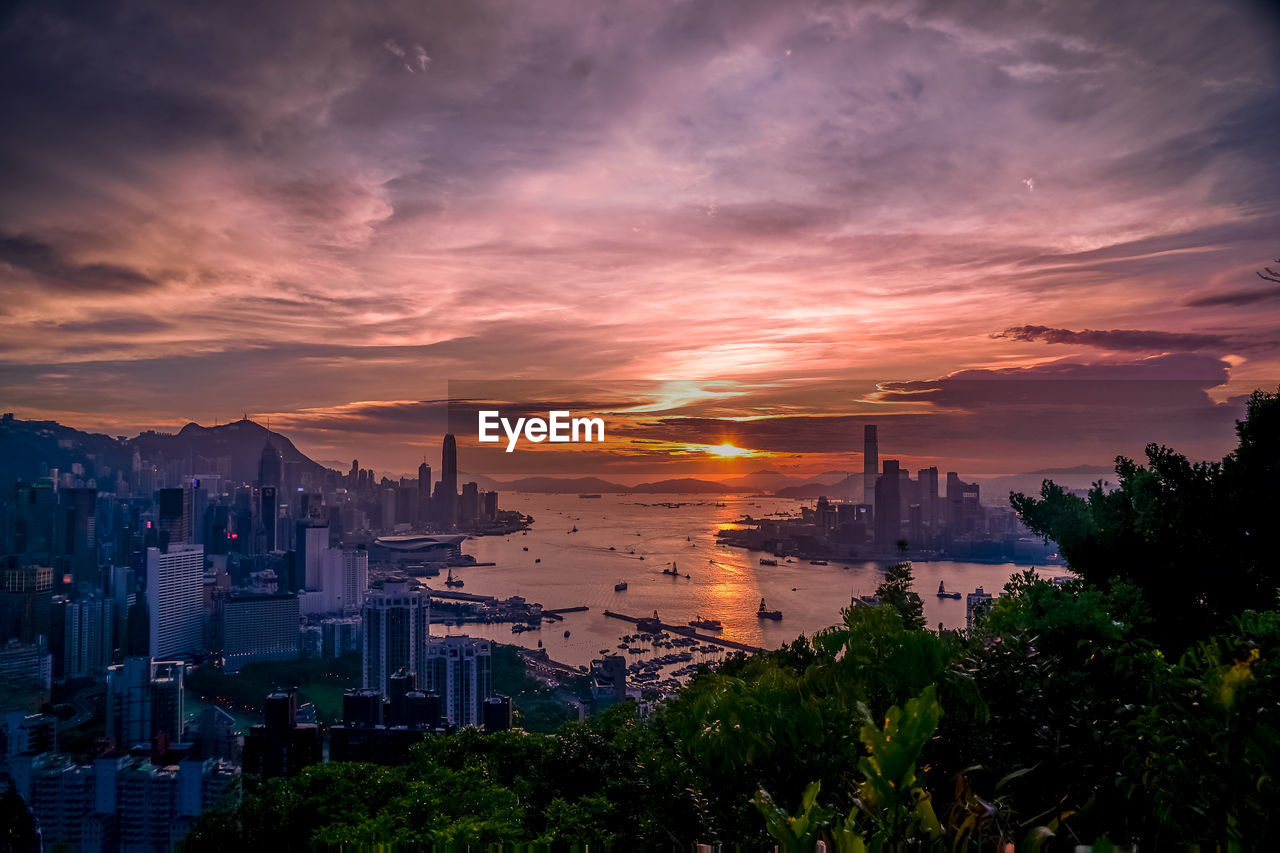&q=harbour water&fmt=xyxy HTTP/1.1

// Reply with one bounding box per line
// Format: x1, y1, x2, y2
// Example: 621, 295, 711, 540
429, 494, 1059, 670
